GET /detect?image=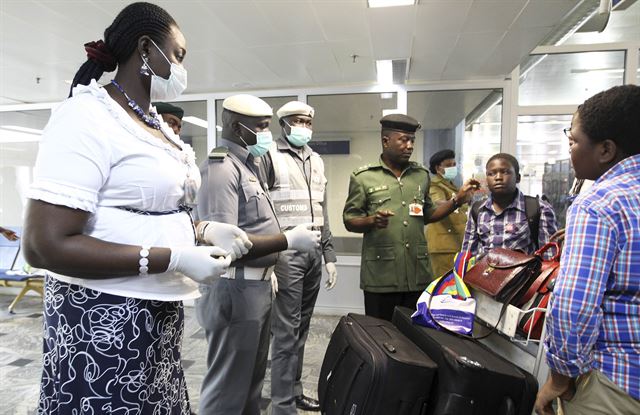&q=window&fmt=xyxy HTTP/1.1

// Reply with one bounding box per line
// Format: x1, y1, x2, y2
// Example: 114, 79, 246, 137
519, 51, 625, 106
307, 92, 399, 254
0, 109, 51, 228
408, 89, 502, 191
517, 114, 573, 226
173, 101, 208, 165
